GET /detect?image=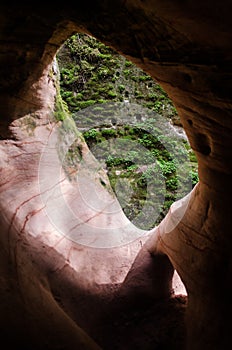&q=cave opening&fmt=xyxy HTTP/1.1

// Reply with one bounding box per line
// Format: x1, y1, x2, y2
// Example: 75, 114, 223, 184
37, 30, 191, 349
55, 32, 198, 231
2, 3, 231, 349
